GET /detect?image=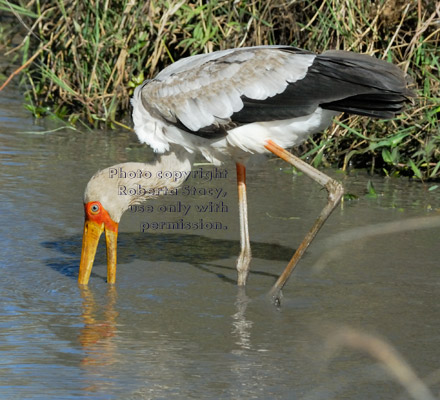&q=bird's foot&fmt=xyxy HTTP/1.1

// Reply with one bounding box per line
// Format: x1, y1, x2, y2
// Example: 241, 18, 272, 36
268, 287, 283, 309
